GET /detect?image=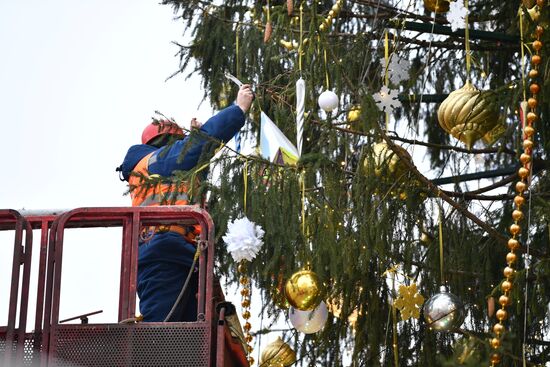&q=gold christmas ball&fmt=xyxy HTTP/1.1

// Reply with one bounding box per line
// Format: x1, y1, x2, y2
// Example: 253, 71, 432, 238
495, 309, 508, 321
513, 195, 525, 207
516, 181, 527, 193
530, 83, 540, 94
506, 252, 518, 264
536, 25, 544, 36
520, 153, 531, 164
508, 238, 520, 250
244, 322, 252, 331
490, 337, 501, 349
242, 310, 251, 319
524, 125, 536, 137
365, 142, 413, 178
319, 23, 327, 32
241, 288, 250, 297
437, 81, 500, 149
532, 55, 542, 65
501, 280, 513, 292
529, 69, 539, 78
509, 224, 521, 235
499, 295, 510, 307
503, 266, 515, 279
512, 209, 524, 221
329, 9, 335, 17
423, 0, 450, 13
528, 97, 538, 108
518, 167, 530, 179
527, 112, 538, 123
347, 106, 361, 122
493, 323, 505, 335
332, 4, 341, 13
523, 139, 534, 150
533, 40, 543, 51
490, 353, 502, 364
260, 337, 297, 367
248, 356, 255, 365
285, 269, 324, 311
